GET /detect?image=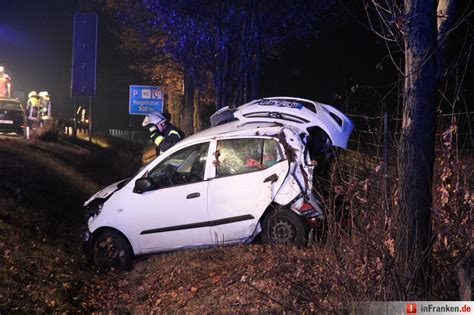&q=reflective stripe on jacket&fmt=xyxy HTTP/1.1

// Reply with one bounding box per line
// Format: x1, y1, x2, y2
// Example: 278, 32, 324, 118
150, 123, 184, 155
